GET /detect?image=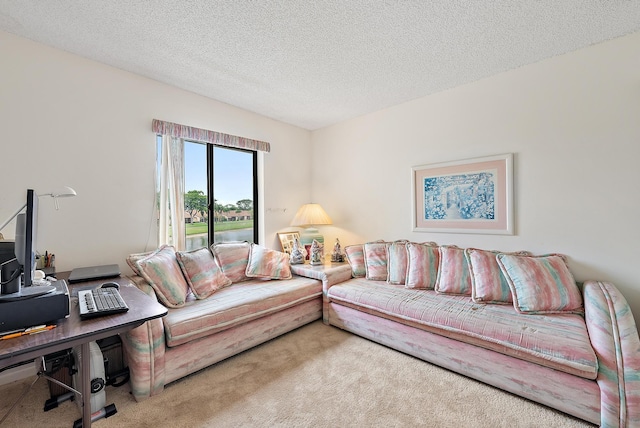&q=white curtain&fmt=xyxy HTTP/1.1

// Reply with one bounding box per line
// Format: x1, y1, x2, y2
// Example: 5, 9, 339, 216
158, 135, 186, 250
